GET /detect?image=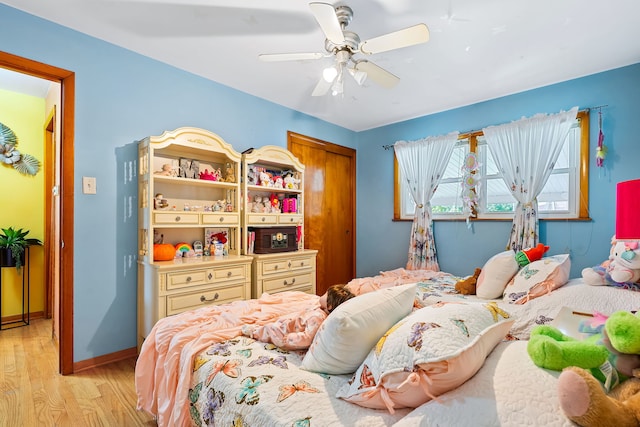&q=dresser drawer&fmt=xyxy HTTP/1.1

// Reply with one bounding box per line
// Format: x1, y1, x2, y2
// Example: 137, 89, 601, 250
260, 257, 313, 276
166, 269, 208, 290
166, 285, 245, 315
263, 272, 313, 293
248, 214, 278, 225
287, 256, 314, 270
202, 213, 239, 225
154, 211, 199, 225
278, 214, 303, 225
211, 264, 248, 283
